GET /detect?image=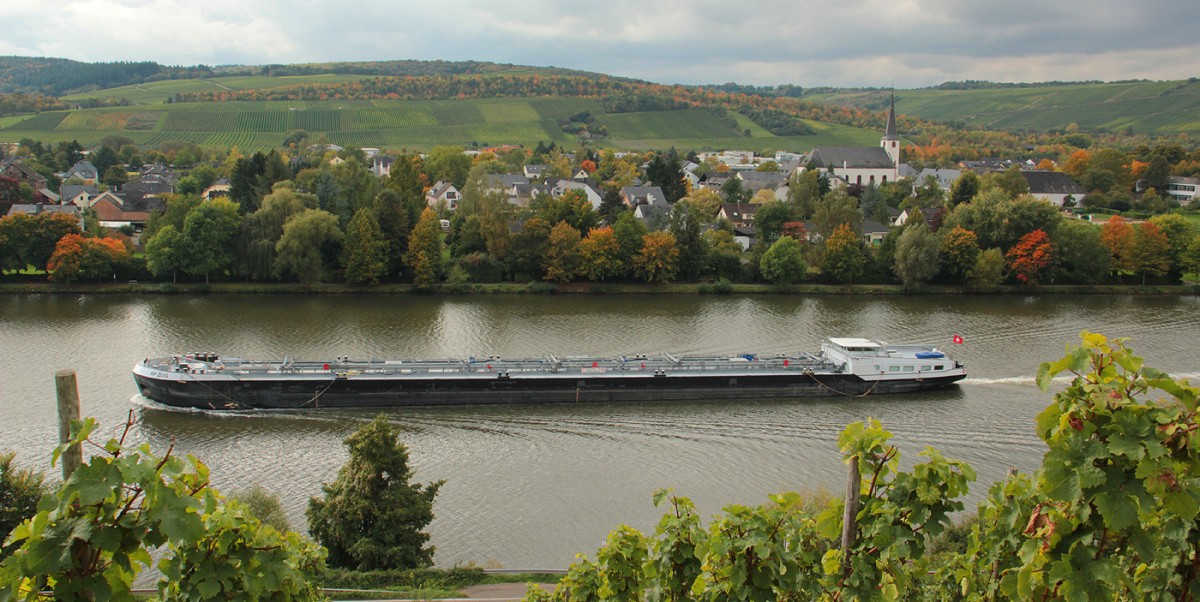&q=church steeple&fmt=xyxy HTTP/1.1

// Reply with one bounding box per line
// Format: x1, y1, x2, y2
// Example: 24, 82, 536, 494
881, 90, 900, 170
883, 90, 898, 141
